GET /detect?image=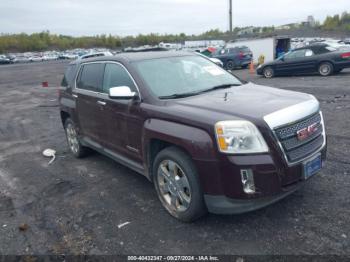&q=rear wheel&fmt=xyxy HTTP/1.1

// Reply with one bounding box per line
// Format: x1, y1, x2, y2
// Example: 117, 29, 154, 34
64, 118, 90, 158
153, 147, 207, 222
318, 62, 333, 76
226, 60, 235, 70
263, 67, 274, 78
